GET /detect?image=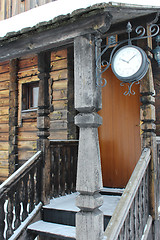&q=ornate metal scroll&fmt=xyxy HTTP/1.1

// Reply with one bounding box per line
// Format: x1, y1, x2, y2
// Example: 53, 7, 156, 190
95, 22, 159, 95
